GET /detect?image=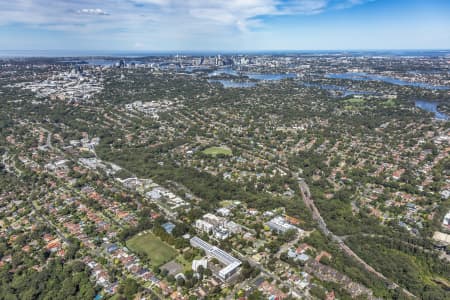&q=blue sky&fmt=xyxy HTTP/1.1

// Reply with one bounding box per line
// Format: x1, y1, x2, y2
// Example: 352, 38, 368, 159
0, 0, 449, 51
